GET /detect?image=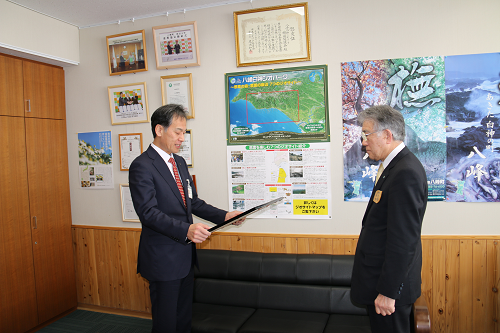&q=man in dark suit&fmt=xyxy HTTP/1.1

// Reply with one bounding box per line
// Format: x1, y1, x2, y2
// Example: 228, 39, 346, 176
129, 104, 242, 333
351, 105, 428, 333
